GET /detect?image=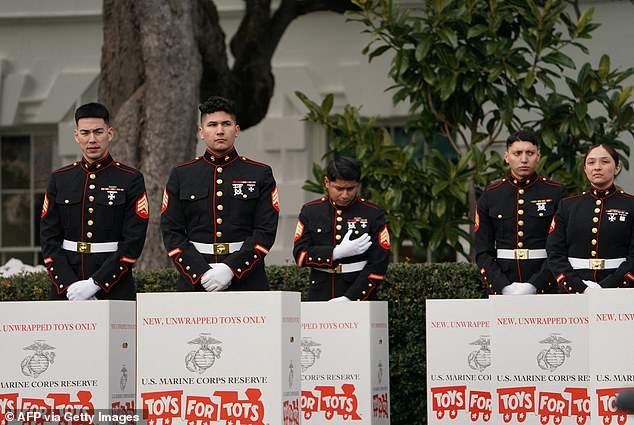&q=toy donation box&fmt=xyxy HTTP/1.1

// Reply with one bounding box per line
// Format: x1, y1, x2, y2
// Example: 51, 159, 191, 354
0, 300, 136, 421
300, 301, 390, 424
136, 291, 301, 425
